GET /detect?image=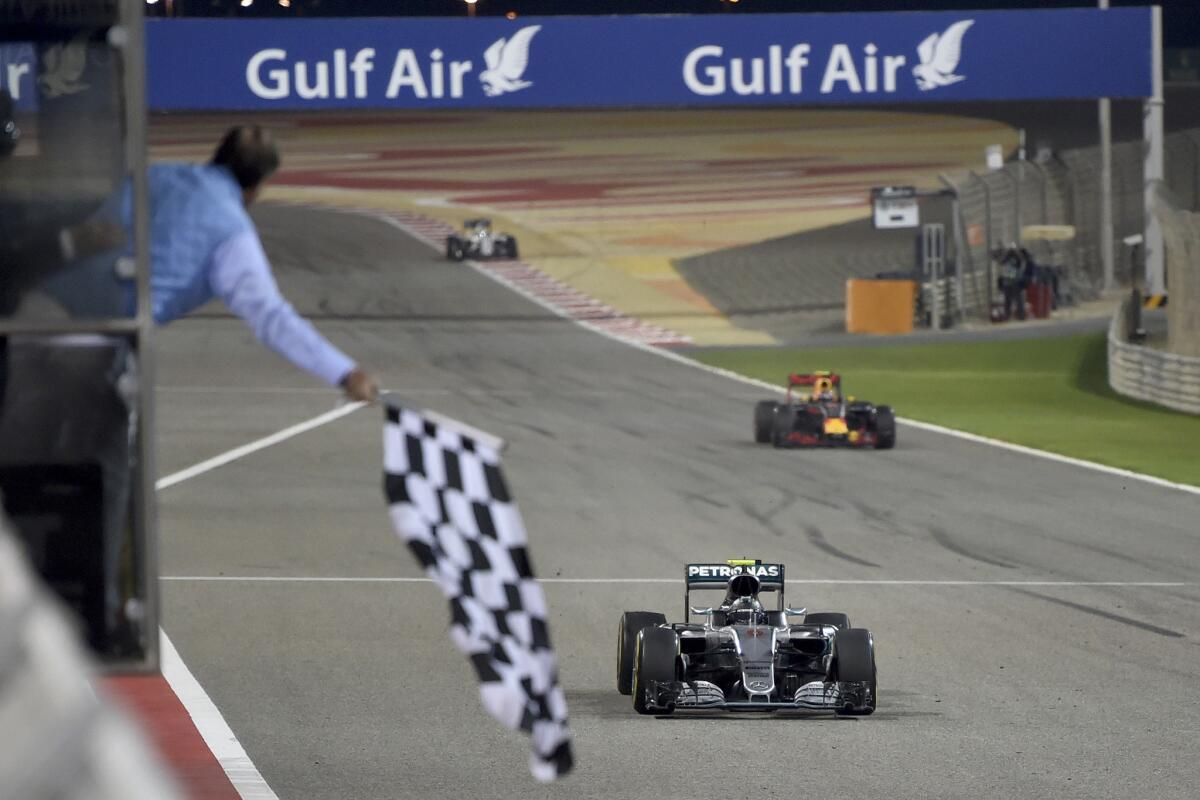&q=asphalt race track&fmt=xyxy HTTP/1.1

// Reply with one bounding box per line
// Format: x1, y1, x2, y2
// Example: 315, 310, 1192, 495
155, 205, 1200, 798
